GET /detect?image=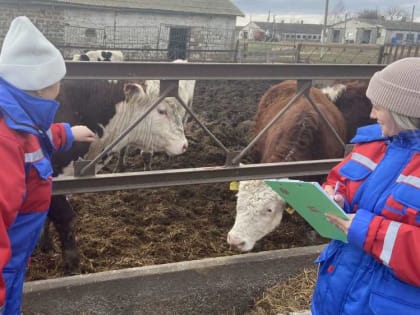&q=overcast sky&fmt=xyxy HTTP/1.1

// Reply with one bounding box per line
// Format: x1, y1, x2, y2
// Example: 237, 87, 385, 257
231, 0, 420, 25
